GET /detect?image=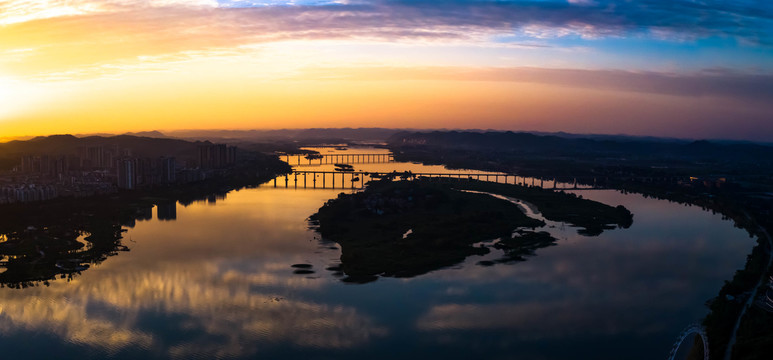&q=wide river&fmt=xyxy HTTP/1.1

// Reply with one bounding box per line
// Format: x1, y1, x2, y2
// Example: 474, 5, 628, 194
0, 147, 755, 359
